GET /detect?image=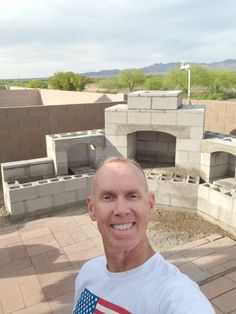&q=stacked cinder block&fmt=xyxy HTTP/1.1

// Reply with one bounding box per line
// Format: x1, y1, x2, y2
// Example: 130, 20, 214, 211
46, 130, 105, 175
2, 171, 94, 218
198, 182, 236, 233
200, 137, 236, 182
105, 90, 205, 172
147, 171, 200, 210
